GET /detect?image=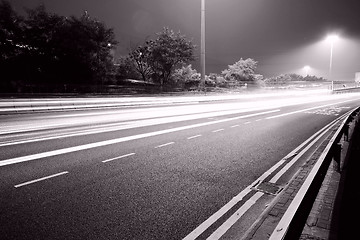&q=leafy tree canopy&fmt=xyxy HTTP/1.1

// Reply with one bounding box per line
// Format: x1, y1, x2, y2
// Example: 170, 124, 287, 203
222, 58, 258, 82
0, 0, 25, 60
129, 27, 195, 88
116, 56, 141, 80
172, 64, 200, 84
129, 45, 153, 82
0, 0, 117, 92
